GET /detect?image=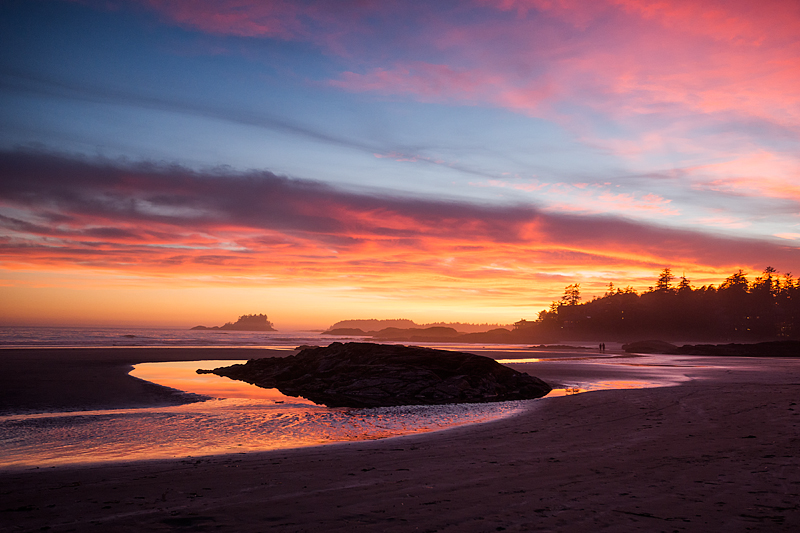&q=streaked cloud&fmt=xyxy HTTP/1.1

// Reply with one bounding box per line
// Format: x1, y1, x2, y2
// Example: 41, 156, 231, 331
2, 150, 797, 291
121, 0, 800, 208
